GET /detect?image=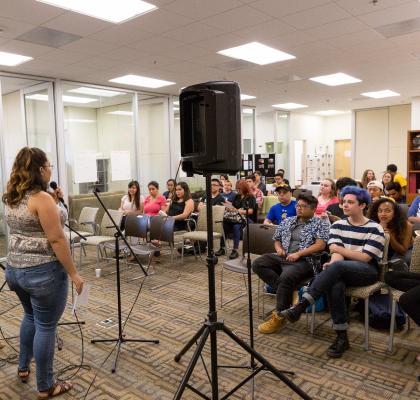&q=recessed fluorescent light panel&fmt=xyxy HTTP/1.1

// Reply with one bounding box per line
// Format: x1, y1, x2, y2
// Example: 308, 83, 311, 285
240, 94, 256, 100
0, 51, 33, 66
36, 0, 157, 24
109, 74, 175, 88
107, 111, 133, 116
218, 42, 295, 65
69, 87, 123, 97
316, 110, 347, 116
361, 90, 400, 99
272, 103, 307, 110
310, 72, 361, 86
